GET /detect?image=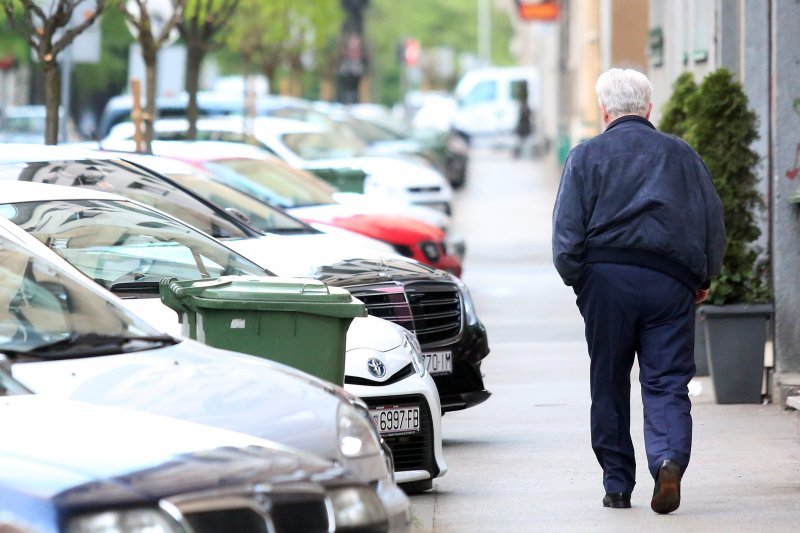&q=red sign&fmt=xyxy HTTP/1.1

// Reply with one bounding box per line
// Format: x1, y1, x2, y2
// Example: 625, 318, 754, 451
517, 1, 560, 21
404, 39, 421, 67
